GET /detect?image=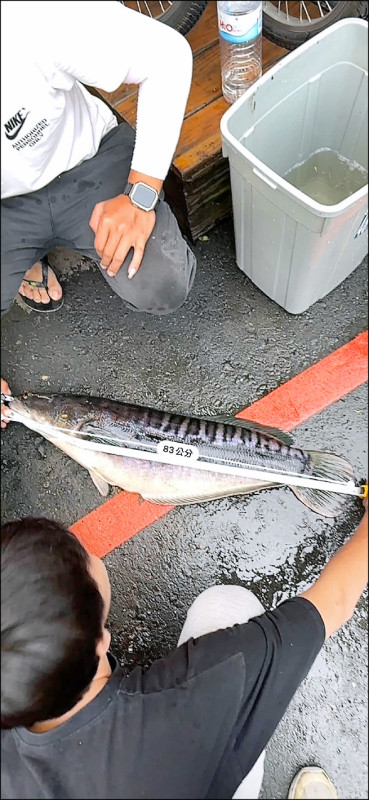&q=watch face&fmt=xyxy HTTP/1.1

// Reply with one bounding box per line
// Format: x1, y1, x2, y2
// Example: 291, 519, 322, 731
131, 183, 157, 210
